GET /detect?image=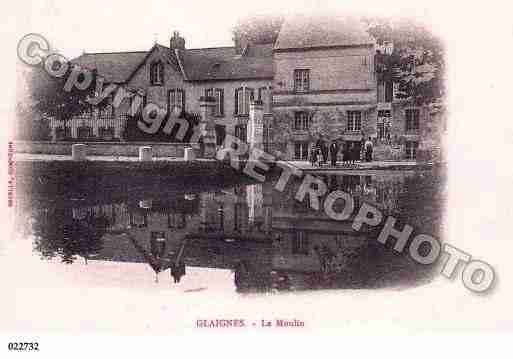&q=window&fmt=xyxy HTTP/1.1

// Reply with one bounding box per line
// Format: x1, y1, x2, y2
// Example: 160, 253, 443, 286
294, 141, 309, 160
205, 88, 224, 116
235, 124, 247, 142
405, 141, 418, 160
377, 110, 391, 140
169, 89, 185, 114
205, 88, 215, 115
347, 111, 362, 131
294, 111, 309, 131
214, 88, 224, 116
292, 231, 309, 255
405, 109, 420, 131
150, 61, 164, 85
294, 69, 310, 92
258, 86, 272, 113
235, 87, 254, 115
